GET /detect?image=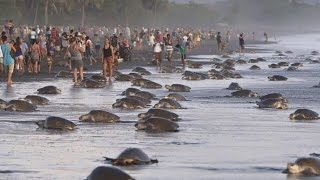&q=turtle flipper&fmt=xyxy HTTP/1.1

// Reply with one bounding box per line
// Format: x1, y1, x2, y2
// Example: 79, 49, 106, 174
103, 157, 116, 163
150, 159, 159, 164
310, 153, 320, 157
